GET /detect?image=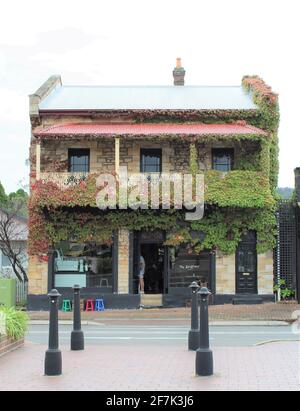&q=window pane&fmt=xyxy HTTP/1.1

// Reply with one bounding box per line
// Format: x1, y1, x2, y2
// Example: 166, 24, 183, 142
169, 245, 211, 288
212, 149, 234, 172
141, 149, 162, 173
69, 149, 90, 172
54, 242, 113, 290
246, 251, 255, 272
